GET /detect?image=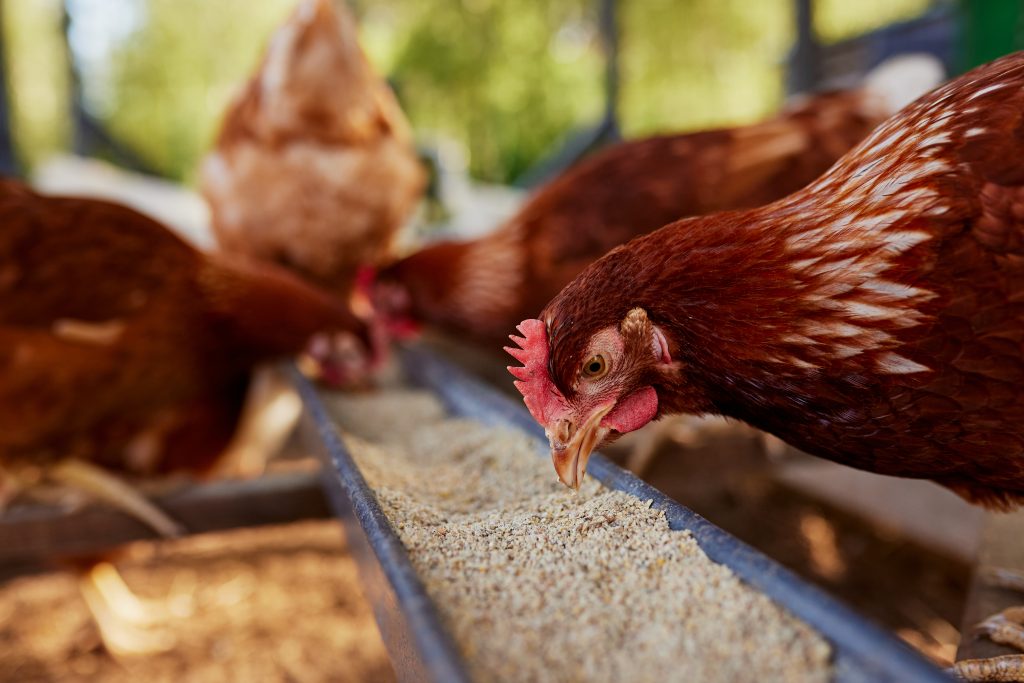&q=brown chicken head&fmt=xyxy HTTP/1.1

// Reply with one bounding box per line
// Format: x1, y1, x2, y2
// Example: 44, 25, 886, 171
506, 309, 672, 488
